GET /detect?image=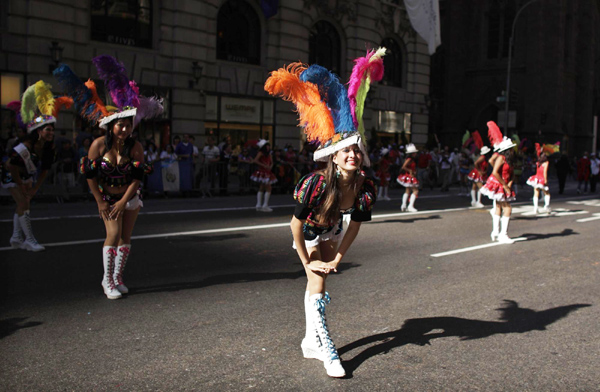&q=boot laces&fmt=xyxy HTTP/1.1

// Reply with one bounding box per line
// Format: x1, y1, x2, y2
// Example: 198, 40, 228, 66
106, 248, 118, 290
115, 247, 130, 284
315, 294, 339, 361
